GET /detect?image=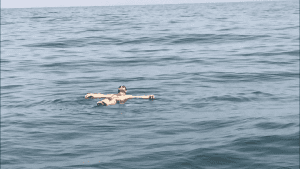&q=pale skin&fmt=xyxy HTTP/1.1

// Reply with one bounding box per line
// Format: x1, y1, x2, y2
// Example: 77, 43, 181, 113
85, 86, 155, 106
